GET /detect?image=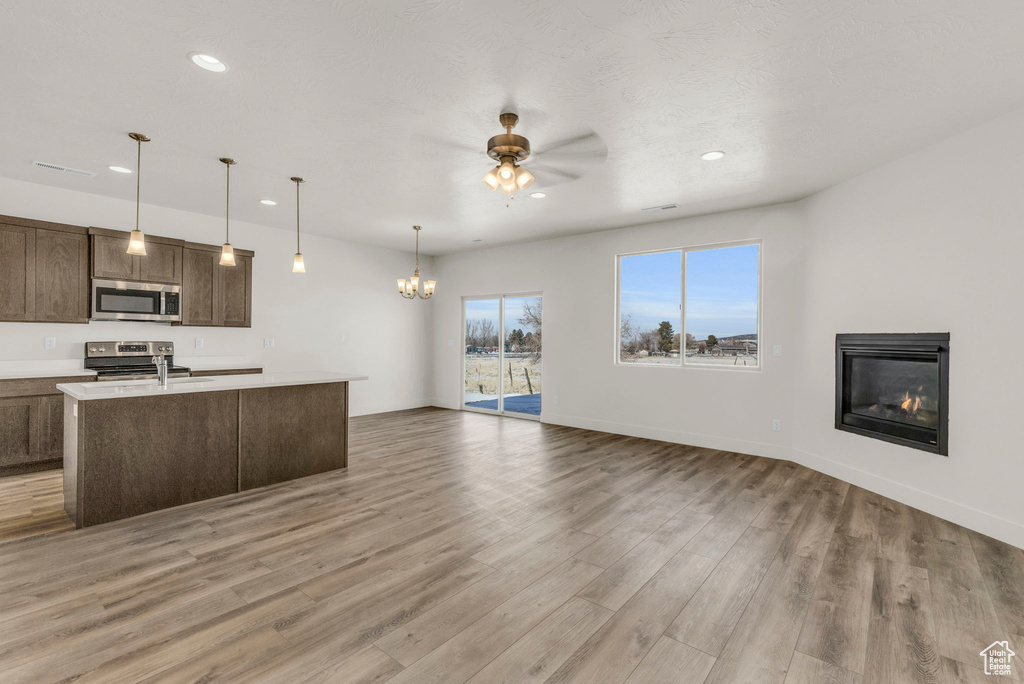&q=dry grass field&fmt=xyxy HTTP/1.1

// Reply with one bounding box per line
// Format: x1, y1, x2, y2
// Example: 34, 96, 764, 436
464, 355, 542, 396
